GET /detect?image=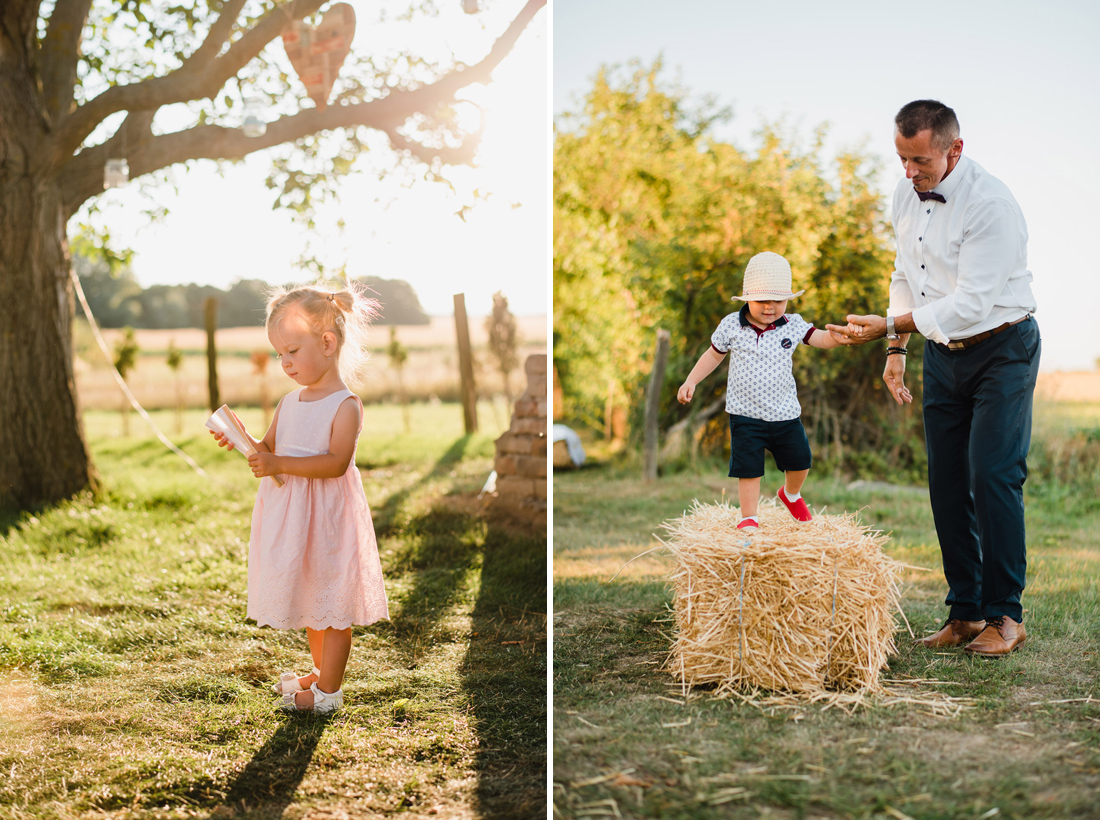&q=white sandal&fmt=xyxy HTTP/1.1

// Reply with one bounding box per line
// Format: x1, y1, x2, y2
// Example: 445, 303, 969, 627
271, 666, 321, 695
279, 681, 343, 714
